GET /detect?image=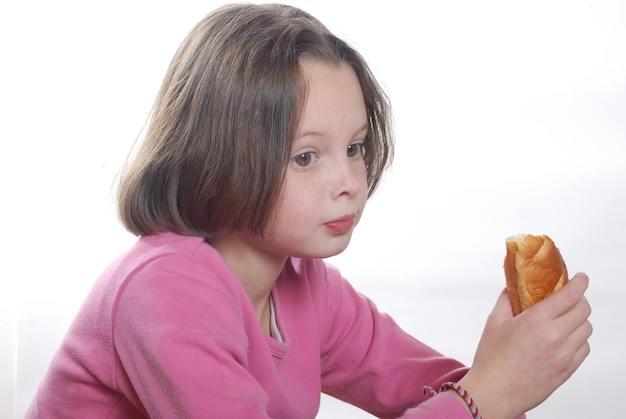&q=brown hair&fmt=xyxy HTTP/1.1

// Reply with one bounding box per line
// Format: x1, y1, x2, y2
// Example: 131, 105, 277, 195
117, 3, 393, 238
